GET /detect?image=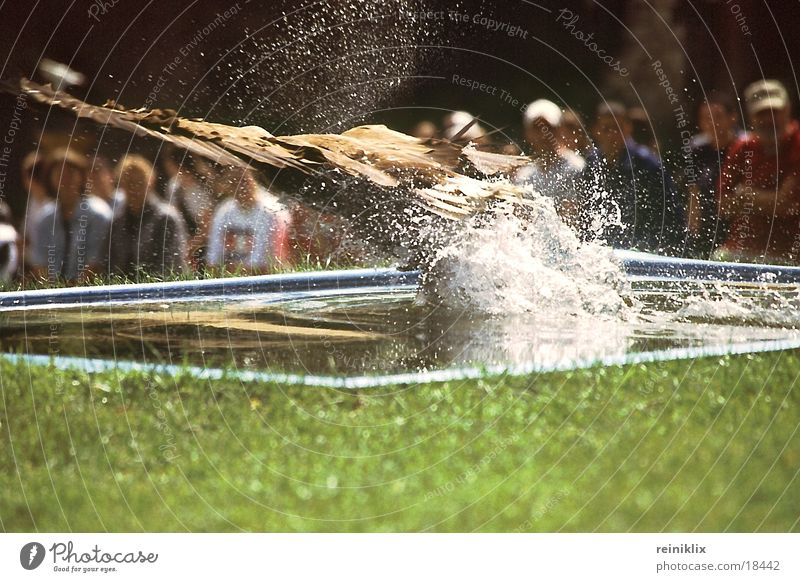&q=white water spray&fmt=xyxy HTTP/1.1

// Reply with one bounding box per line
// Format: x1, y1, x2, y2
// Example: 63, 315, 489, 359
422, 184, 632, 318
